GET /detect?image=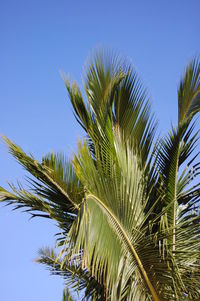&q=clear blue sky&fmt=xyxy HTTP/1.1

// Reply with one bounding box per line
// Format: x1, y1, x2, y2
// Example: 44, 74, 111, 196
0, 0, 200, 300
